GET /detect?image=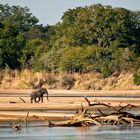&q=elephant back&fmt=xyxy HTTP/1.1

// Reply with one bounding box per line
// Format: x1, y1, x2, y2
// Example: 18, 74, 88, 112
30, 90, 40, 97
39, 88, 48, 95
